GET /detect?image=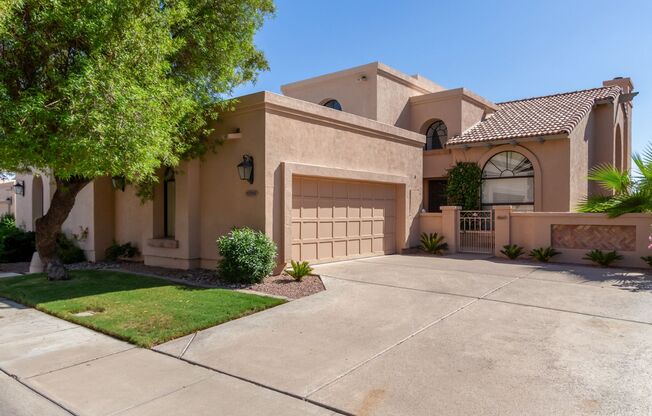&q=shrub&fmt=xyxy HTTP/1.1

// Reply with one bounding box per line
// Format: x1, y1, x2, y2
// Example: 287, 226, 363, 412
500, 244, 525, 260
105, 241, 139, 261
217, 227, 277, 284
0, 228, 35, 263
642, 256, 652, 267
445, 162, 482, 210
583, 249, 623, 267
56, 233, 86, 264
529, 247, 561, 263
286, 260, 313, 282
0, 214, 35, 263
420, 232, 448, 255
